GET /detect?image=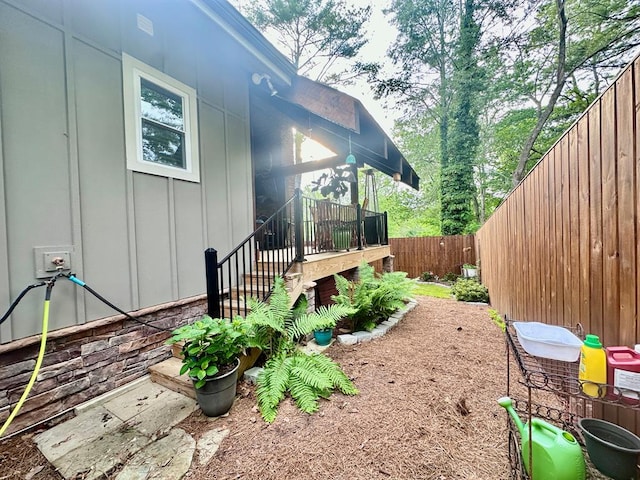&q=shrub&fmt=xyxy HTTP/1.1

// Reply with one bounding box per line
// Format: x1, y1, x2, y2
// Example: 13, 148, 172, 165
451, 278, 489, 303
441, 272, 459, 283
421, 271, 436, 282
